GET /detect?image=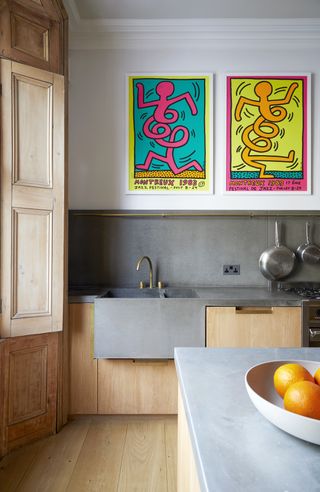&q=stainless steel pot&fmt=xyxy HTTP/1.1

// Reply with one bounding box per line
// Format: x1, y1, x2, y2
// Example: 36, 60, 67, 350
296, 222, 320, 264
259, 221, 296, 281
